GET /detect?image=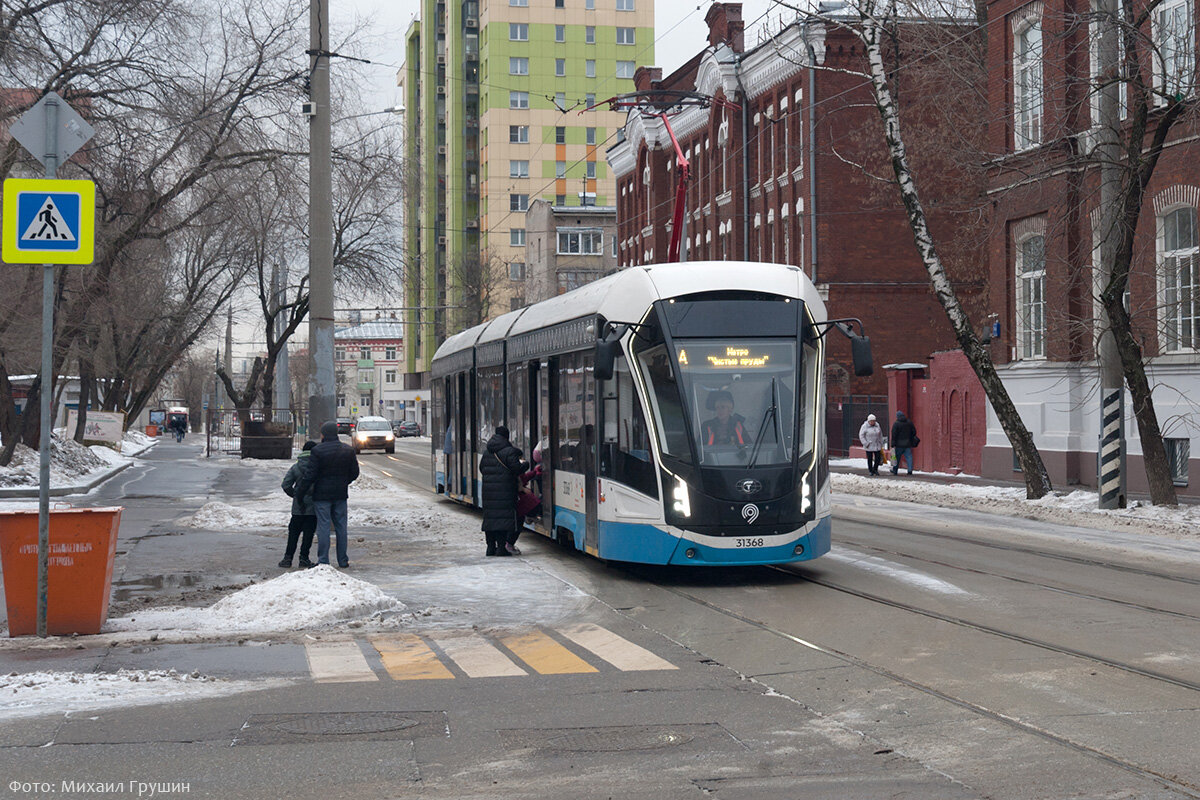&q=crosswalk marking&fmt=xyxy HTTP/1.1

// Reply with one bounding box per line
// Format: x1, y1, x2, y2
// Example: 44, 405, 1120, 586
430, 633, 527, 678
305, 641, 379, 683
556, 623, 678, 671
499, 631, 599, 675
371, 634, 454, 681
